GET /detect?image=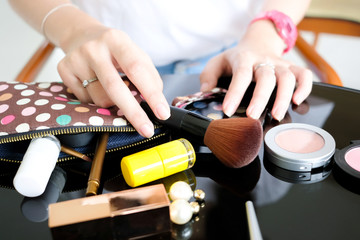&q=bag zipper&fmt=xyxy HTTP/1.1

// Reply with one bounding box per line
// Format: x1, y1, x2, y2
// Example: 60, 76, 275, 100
0, 124, 167, 164
0, 125, 143, 144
